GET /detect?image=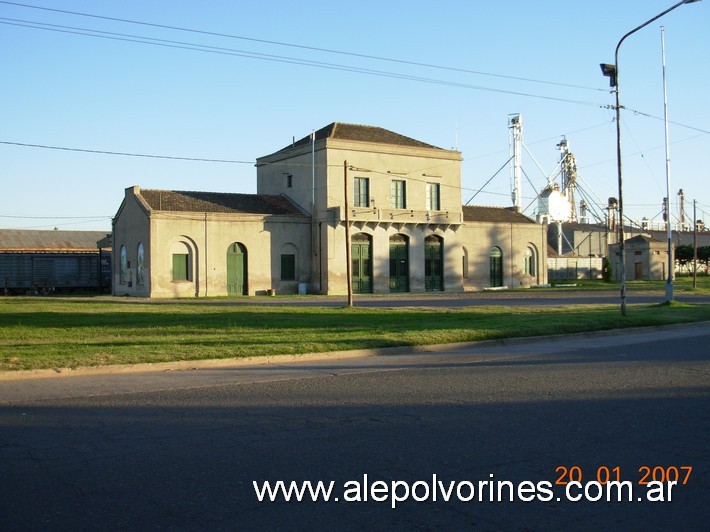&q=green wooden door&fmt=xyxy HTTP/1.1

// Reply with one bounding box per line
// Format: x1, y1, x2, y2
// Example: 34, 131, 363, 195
351, 235, 372, 294
425, 237, 443, 291
490, 247, 503, 287
389, 237, 409, 292
227, 243, 247, 295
